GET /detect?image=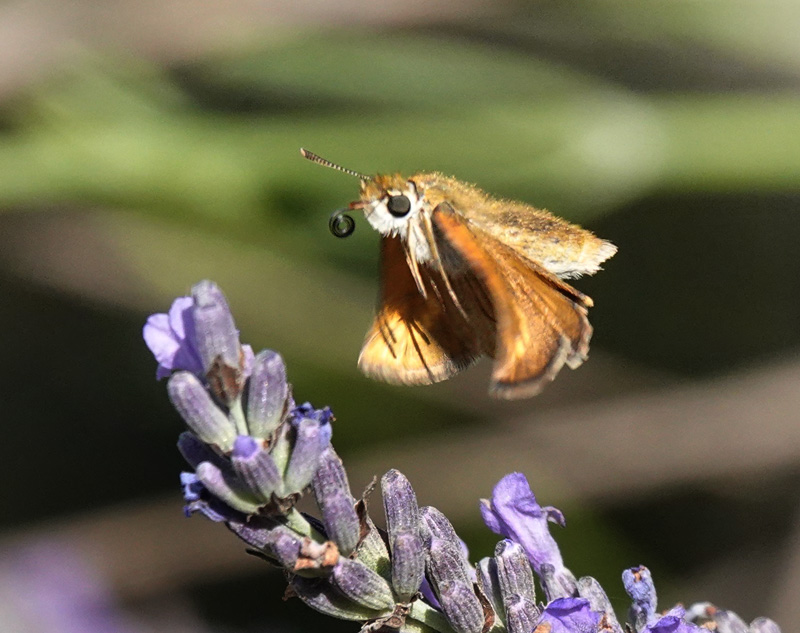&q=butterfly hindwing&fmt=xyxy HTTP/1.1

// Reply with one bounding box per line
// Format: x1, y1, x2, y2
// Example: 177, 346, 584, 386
358, 235, 487, 385
431, 206, 592, 398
